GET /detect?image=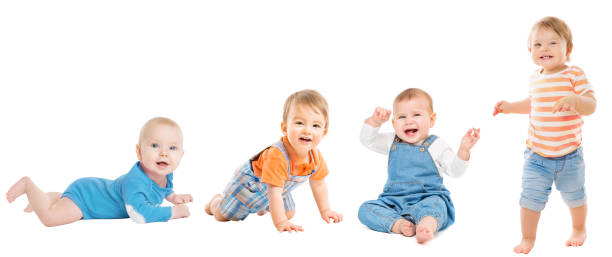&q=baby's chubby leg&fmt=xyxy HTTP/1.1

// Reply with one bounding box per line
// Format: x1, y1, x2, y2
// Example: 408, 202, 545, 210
23, 192, 61, 213
6, 176, 82, 227
566, 204, 587, 247
358, 199, 404, 234
514, 207, 540, 254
